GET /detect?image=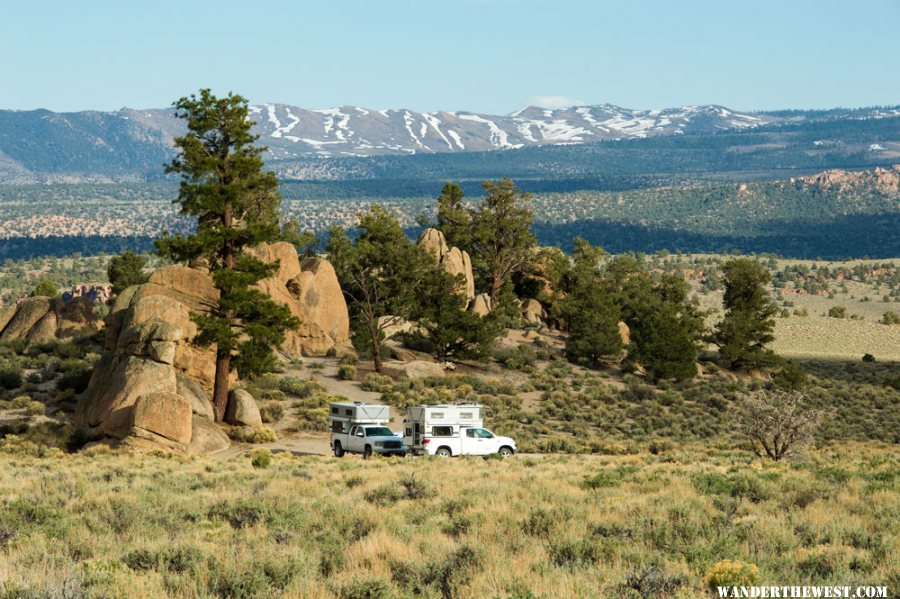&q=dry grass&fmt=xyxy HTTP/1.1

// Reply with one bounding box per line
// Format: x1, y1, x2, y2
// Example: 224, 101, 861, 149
0, 439, 897, 598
